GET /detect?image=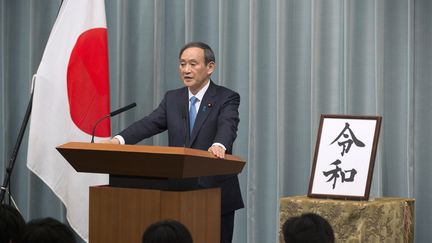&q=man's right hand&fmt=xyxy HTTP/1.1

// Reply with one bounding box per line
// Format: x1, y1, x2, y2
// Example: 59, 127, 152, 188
97, 138, 120, 144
